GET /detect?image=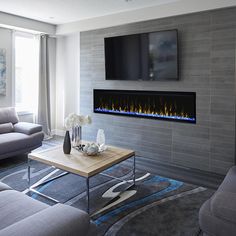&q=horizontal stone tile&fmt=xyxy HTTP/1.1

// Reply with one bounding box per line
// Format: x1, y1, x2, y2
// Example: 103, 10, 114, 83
172, 133, 210, 145
210, 88, 235, 97
210, 128, 235, 138
172, 152, 210, 171
210, 165, 231, 175
173, 129, 209, 140
211, 28, 236, 39
211, 57, 235, 67
210, 152, 235, 163
210, 159, 234, 175
211, 114, 235, 123
210, 23, 236, 32
210, 131, 235, 143
173, 141, 210, 157
211, 149, 234, 162
211, 49, 235, 58
211, 8, 236, 22
197, 108, 210, 116
210, 107, 235, 116
138, 149, 172, 162
211, 69, 235, 77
